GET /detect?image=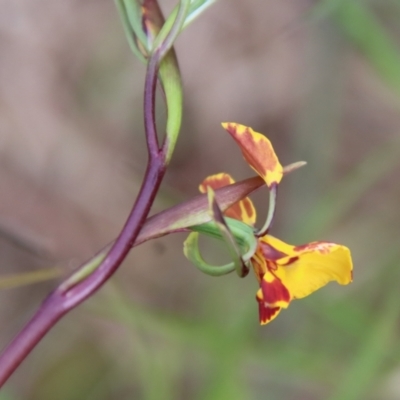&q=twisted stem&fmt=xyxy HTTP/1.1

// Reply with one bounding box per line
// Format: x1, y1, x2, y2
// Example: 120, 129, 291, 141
0, 5, 175, 386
